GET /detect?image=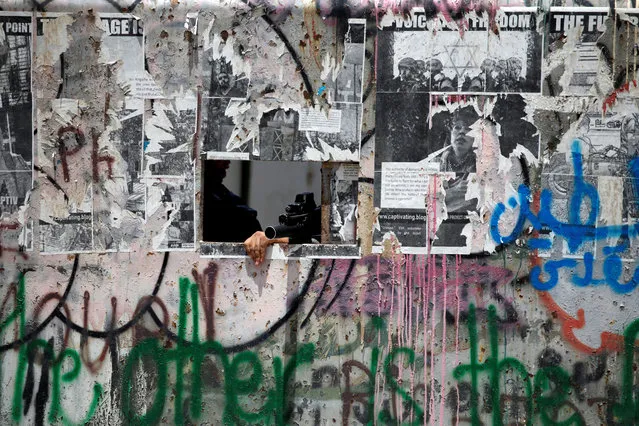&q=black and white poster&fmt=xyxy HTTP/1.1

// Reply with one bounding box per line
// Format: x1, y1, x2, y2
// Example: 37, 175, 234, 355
377, 8, 542, 94
257, 107, 299, 160
293, 103, 362, 161
93, 98, 145, 252
324, 19, 366, 104
201, 97, 251, 159
251, 103, 361, 161
373, 92, 430, 250
146, 176, 195, 251
327, 163, 358, 244
36, 13, 159, 100
374, 93, 539, 253
543, 8, 611, 96
543, 96, 639, 248
204, 57, 249, 98
199, 14, 250, 99
539, 173, 598, 259
0, 13, 32, 220
145, 12, 198, 98
144, 98, 197, 177
40, 184, 93, 254
97, 14, 161, 98
40, 212, 93, 254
